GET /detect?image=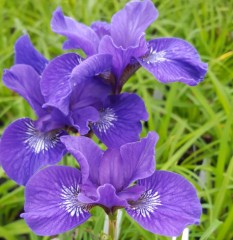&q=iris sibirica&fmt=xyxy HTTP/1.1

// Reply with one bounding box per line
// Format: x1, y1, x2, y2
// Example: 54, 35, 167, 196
0, 36, 111, 185
41, 53, 148, 148
0, 35, 147, 185
21, 133, 201, 237
51, 0, 207, 94
0, 35, 67, 185
0, 0, 207, 237
46, 0, 208, 146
